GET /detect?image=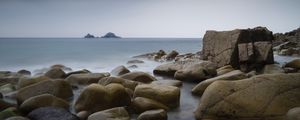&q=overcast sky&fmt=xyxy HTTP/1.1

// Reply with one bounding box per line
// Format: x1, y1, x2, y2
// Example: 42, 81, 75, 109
0, 0, 299, 38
